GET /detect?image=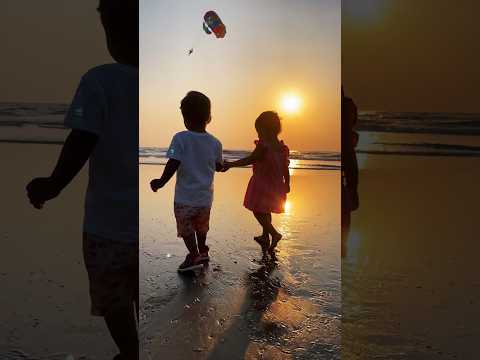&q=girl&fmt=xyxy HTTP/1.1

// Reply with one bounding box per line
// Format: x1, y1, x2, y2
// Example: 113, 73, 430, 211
224, 111, 290, 256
